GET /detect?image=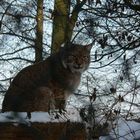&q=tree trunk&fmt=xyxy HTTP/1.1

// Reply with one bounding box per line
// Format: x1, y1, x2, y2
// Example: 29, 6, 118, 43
51, 0, 87, 54
51, 0, 70, 54
35, 0, 44, 62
